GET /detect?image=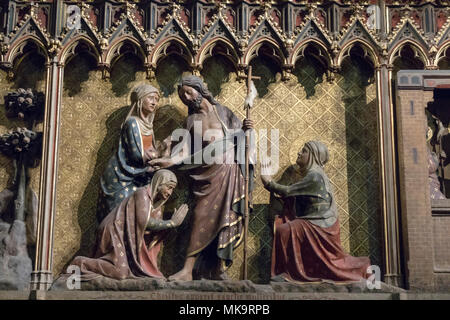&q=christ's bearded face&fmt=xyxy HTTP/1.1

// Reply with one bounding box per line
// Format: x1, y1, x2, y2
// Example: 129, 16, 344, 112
178, 85, 203, 112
